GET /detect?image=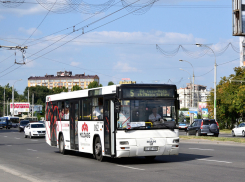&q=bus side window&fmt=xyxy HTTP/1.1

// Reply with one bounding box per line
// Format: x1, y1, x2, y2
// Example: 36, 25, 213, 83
58, 102, 65, 121
83, 99, 91, 120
